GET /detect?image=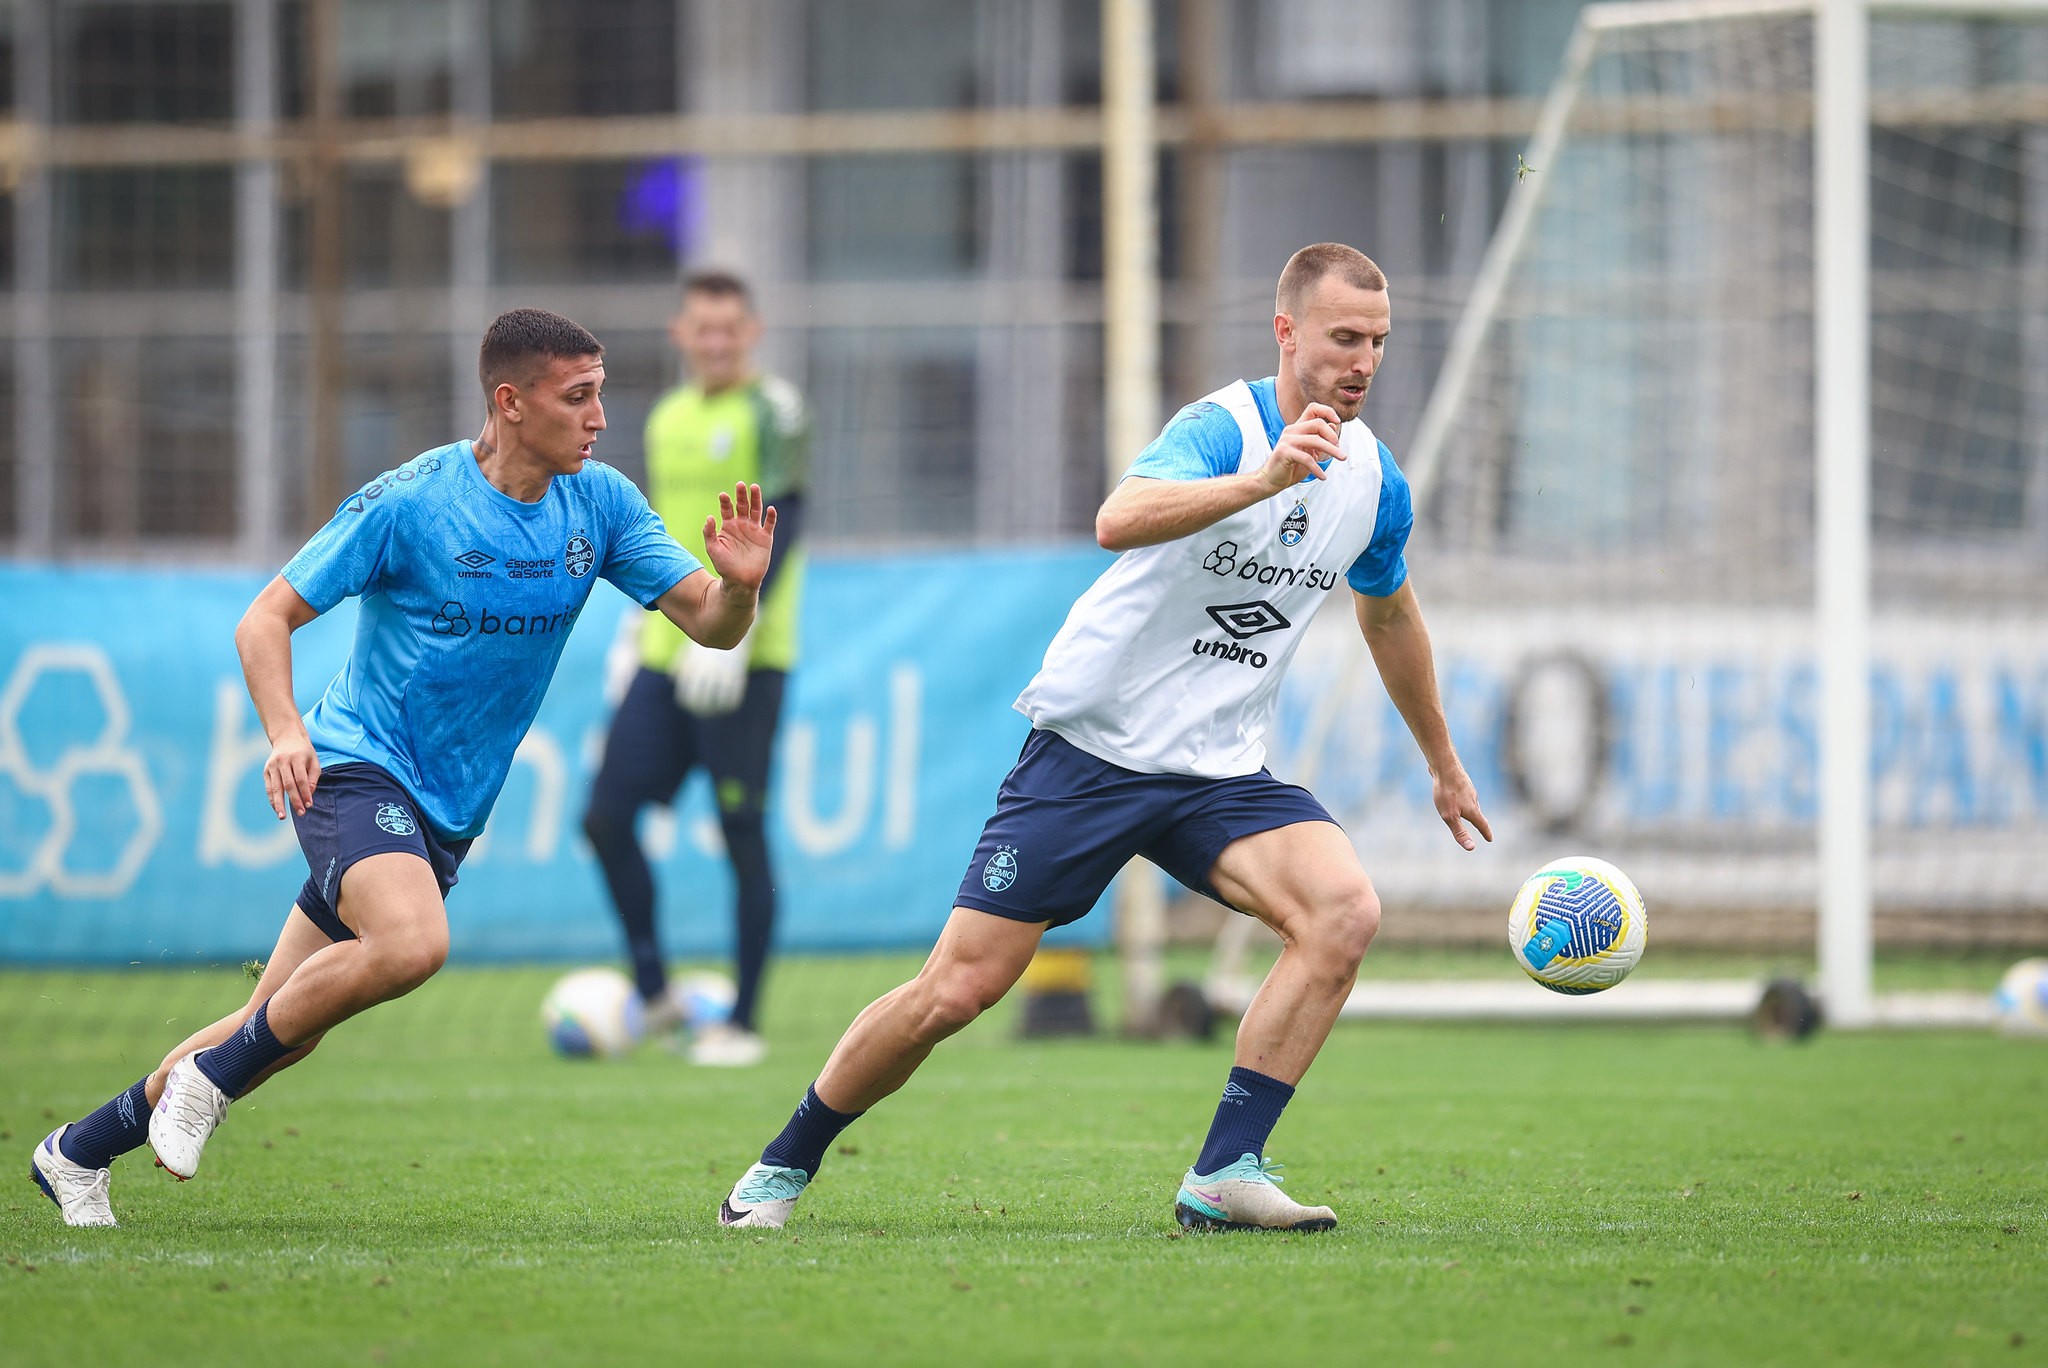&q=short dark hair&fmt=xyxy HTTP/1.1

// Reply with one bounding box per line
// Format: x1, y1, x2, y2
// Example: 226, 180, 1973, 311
1276, 243, 1388, 317
681, 268, 754, 310
478, 307, 604, 397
